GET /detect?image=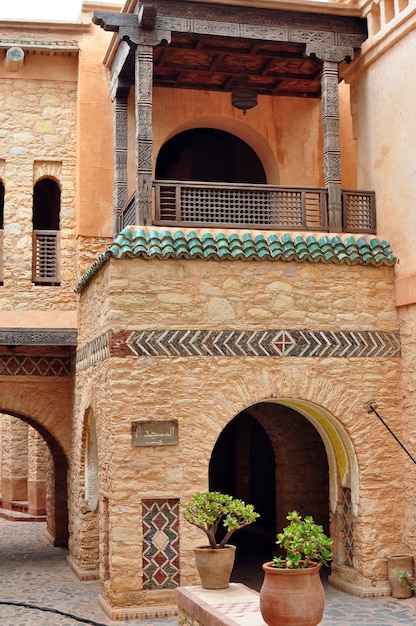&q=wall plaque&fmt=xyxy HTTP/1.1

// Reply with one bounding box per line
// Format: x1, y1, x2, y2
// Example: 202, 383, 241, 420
132, 419, 178, 446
